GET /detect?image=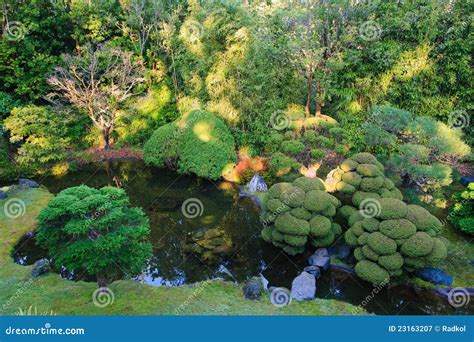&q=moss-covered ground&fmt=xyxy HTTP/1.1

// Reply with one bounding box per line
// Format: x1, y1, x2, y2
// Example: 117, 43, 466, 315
0, 188, 365, 315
